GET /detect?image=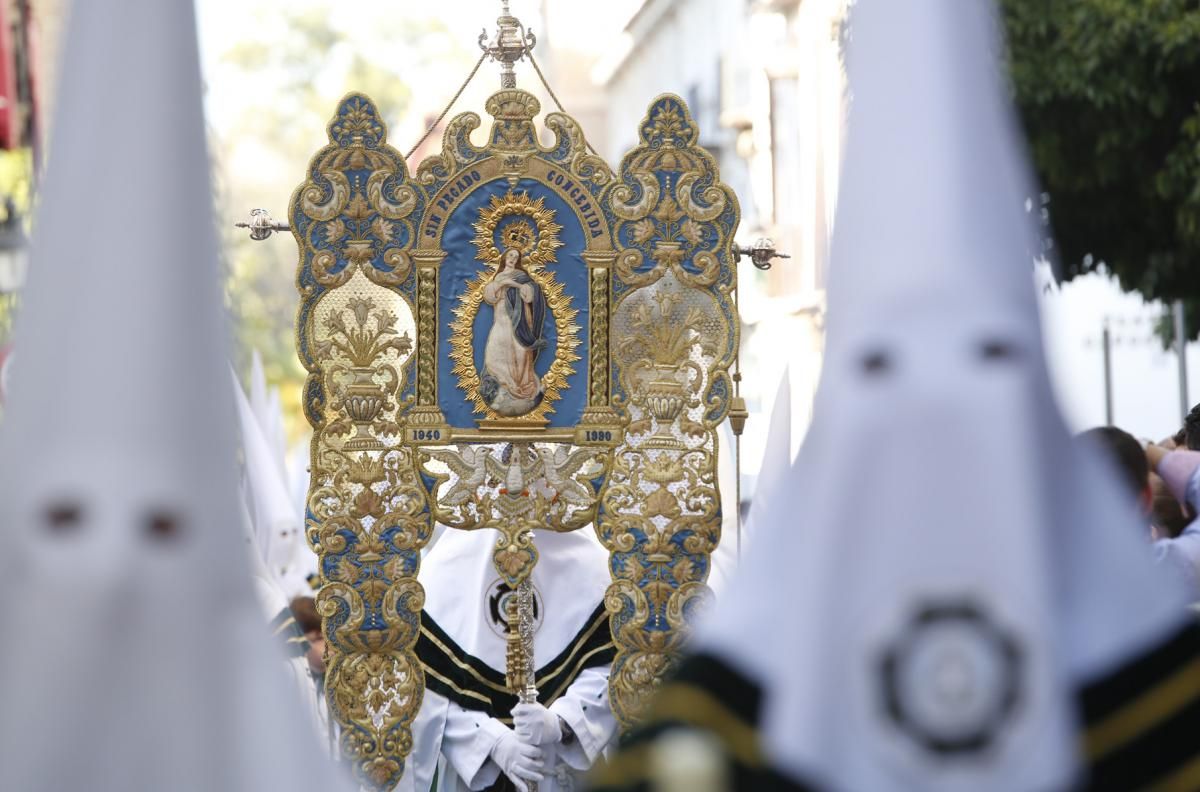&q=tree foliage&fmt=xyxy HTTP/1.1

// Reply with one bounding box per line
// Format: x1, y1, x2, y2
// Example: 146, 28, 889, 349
1001, 0, 1200, 336
211, 6, 464, 432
